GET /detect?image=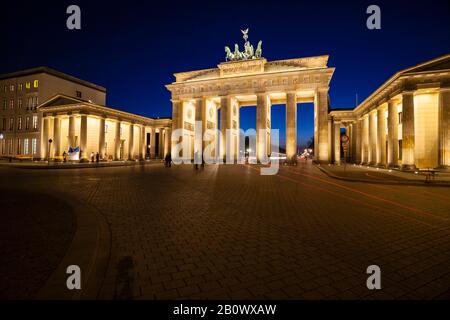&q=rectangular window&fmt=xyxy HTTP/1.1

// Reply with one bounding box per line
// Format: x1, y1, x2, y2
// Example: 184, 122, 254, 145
9, 118, 14, 131
10, 84, 14, 92
17, 117, 22, 130
25, 117, 30, 130
2, 118, 6, 130
398, 112, 403, 124
398, 140, 403, 160
17, 139, 22, 155
19, 83, 23, 91
18, 99, 22, 109
27, 97, 32, 109
33, 80, 39, 88
76, 91, 82, 98
1, 139, 5, 155
3, 85, 7, 92
2, 99, 6, 110
8, 139, 13, 154
26, 82, 31, 89
32, 115, 38, 130
32, 138, 37, 155
24, 139, 29, 155
9, 99, 14, 109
